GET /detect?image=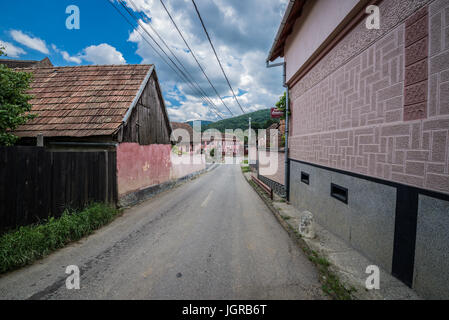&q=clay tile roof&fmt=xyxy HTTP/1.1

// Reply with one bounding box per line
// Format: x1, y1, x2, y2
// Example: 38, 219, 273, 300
12, 64, 153, 138
0, 57, 53, 69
